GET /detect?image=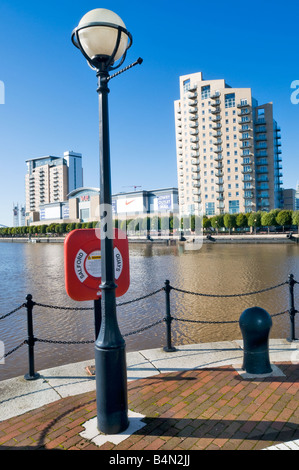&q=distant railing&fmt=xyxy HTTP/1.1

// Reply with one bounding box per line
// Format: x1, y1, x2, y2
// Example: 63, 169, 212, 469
0, 274, 298, 379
